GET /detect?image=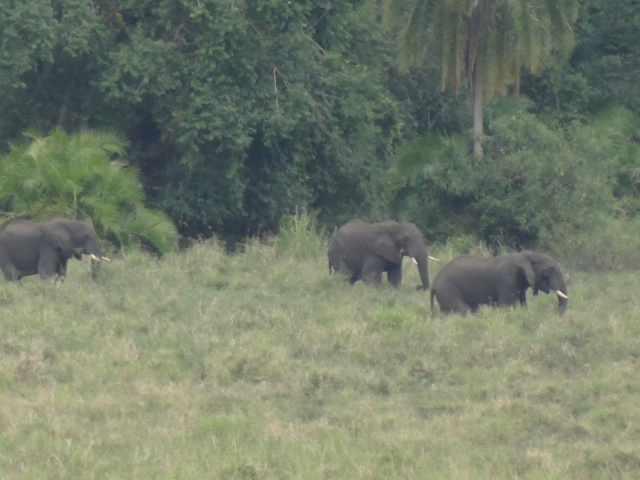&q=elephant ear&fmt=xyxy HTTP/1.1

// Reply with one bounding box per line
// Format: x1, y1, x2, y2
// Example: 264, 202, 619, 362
43, 226, 73, 258
371, 231, 403, 263
515, 255, 536, 288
